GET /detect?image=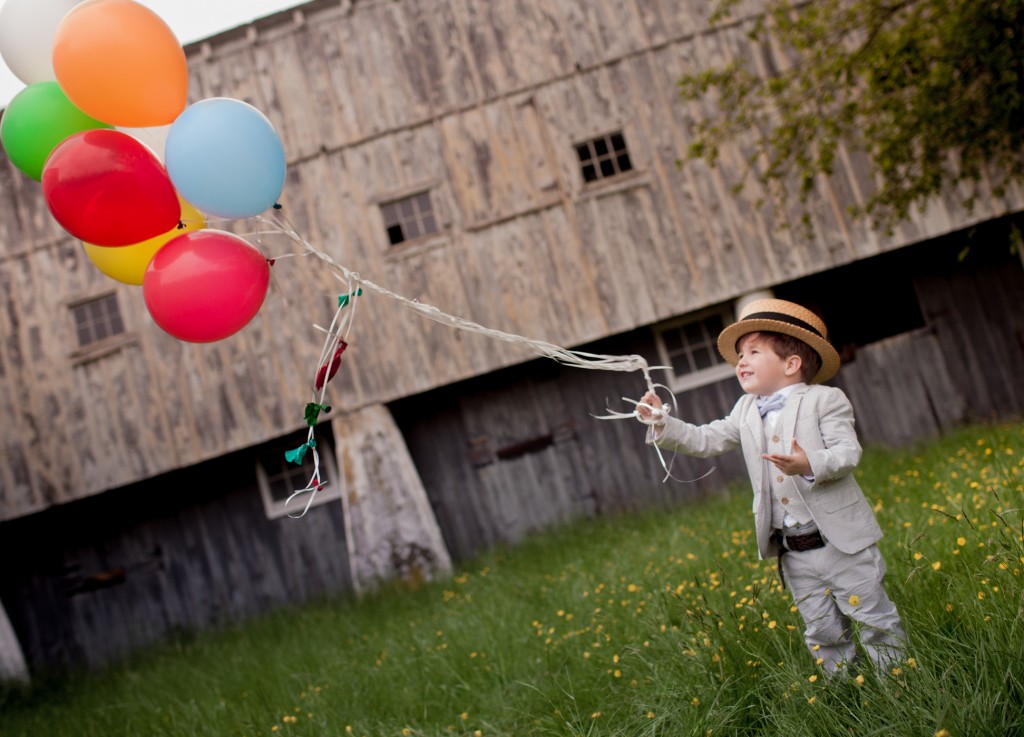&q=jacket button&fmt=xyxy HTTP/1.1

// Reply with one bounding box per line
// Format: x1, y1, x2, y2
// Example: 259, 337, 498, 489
777, 476, 784, 483
781, 496, 789, 504
772, 435, 780, 443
